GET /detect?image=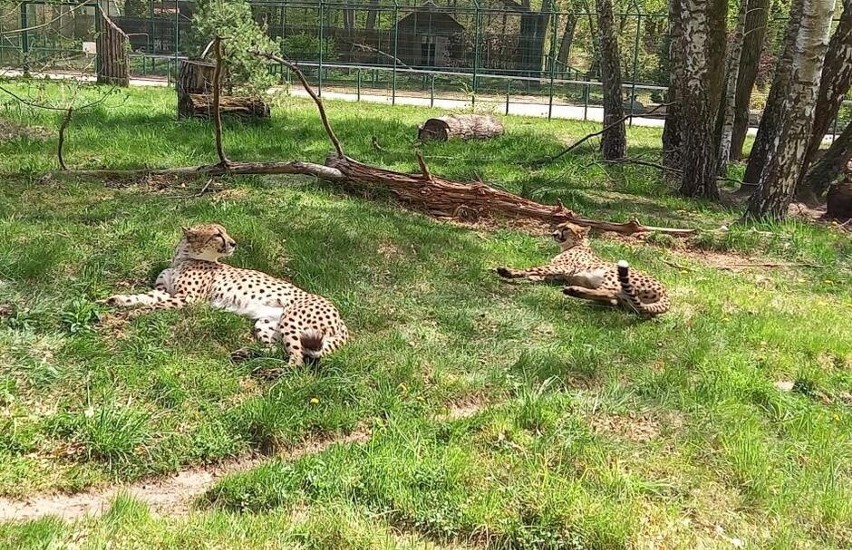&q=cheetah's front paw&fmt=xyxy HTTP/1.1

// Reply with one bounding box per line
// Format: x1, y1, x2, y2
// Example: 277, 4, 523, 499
496, 267, 513, 279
